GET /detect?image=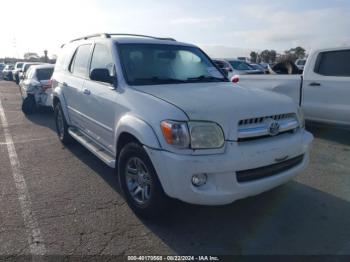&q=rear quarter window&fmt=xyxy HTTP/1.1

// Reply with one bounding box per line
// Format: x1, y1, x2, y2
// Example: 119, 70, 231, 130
314, 50, 350, 77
